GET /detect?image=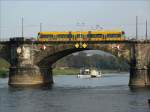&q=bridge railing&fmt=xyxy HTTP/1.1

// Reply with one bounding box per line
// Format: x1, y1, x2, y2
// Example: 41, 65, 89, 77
0, 37, 150, 44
